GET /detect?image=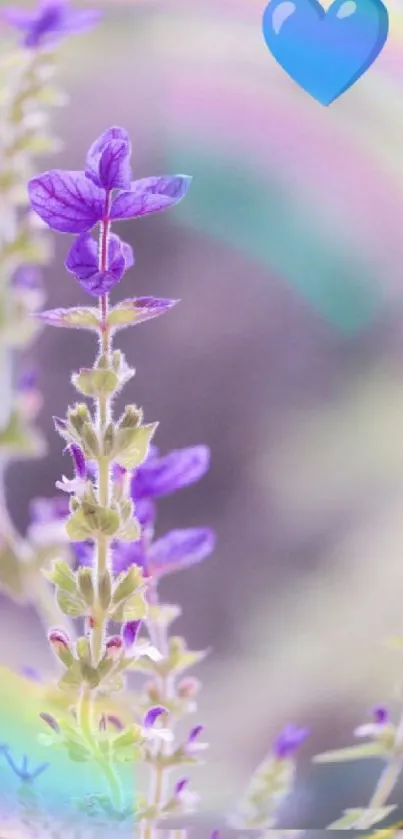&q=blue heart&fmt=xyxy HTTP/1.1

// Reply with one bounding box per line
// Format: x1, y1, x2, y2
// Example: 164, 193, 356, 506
262, 0, 388, 105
